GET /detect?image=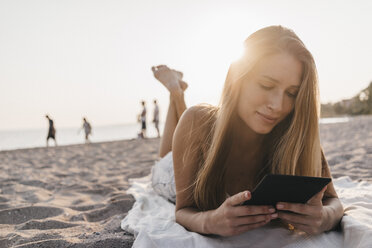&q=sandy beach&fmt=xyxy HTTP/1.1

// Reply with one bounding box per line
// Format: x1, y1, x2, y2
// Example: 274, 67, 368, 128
0, 116, 371, 248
